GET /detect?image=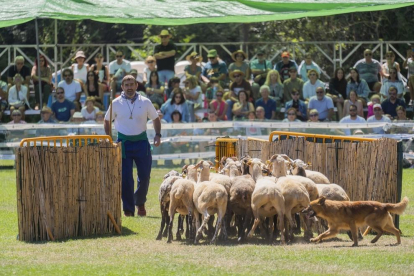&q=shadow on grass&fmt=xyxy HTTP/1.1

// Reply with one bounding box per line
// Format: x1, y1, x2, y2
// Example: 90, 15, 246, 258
20, 225, 137, 244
